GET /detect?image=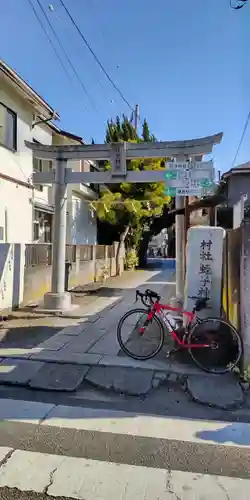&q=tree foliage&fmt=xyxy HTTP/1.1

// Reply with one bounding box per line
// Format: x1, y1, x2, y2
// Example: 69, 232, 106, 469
94, 115, 171, 252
